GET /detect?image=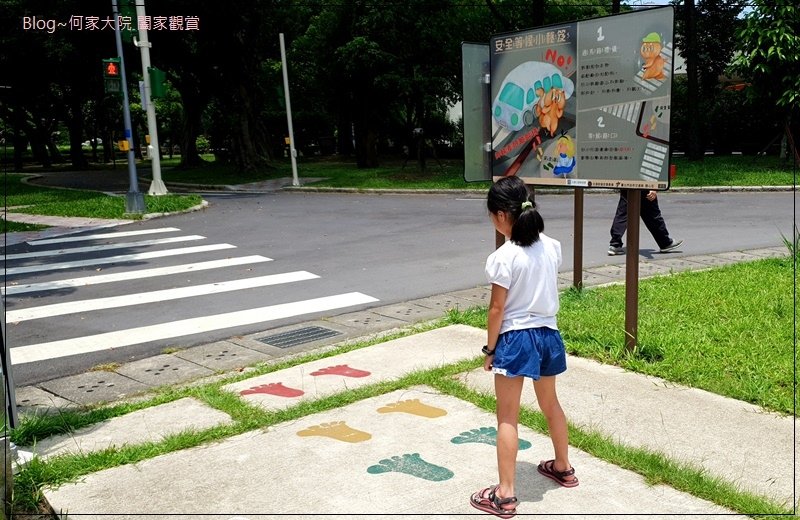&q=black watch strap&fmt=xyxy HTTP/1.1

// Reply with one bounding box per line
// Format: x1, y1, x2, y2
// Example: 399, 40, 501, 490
482, 345, 496, 356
